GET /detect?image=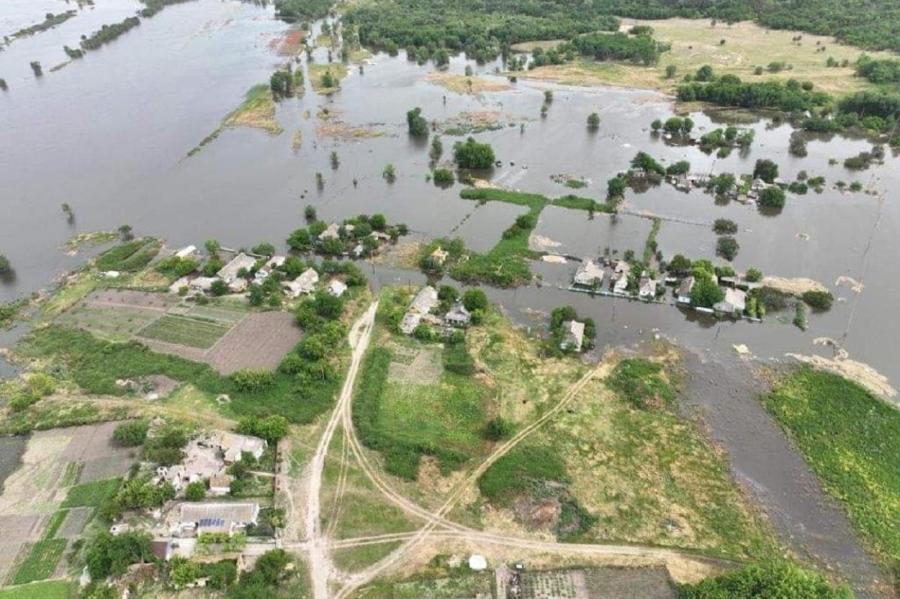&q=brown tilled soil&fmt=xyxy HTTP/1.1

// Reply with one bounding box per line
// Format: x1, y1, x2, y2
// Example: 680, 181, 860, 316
205, 312, 301, 374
